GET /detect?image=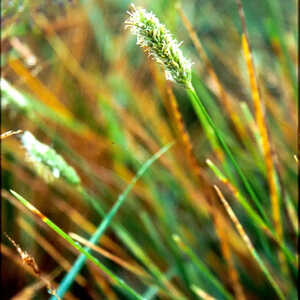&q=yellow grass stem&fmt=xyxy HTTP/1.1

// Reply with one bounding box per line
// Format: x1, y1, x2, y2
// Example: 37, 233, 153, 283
241, 32, 285, 272
213, 212, 246, 300
9, 59, 73, 119
191, 285, 216, 300
0, 130, 23, 139
165, 87, 246, 297
214, 185, 285, 300
69, 232, 148, 279
166, 86, 203, 178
